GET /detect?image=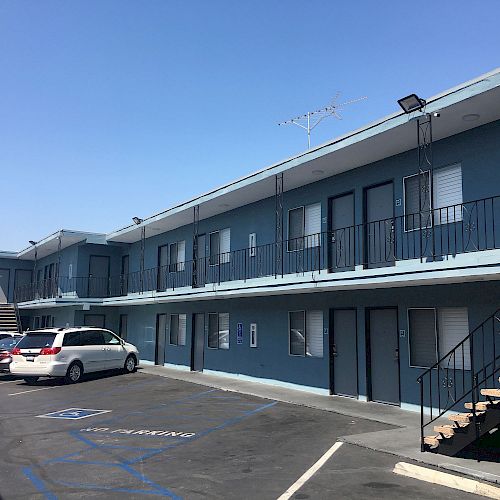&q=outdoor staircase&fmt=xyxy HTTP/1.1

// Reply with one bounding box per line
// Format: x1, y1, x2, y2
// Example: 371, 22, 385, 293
423, 380, 500, 456
0, 303, 22, 333
418, 308, 500, 458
